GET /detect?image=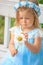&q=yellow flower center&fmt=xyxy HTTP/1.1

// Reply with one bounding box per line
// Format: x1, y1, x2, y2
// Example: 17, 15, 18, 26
17, 36, 22, 41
